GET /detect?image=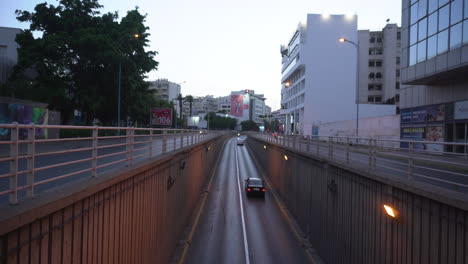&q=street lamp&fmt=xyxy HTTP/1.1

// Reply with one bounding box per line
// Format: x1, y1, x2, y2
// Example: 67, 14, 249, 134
339, 37, 360, 137
117, 33, 140, 134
